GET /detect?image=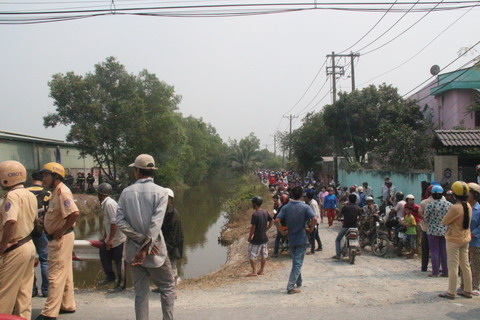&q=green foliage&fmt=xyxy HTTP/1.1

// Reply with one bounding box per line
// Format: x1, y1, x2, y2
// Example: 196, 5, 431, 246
256, 149, 283, 171
224, 175, 269, 224
288, 112, 333, 171
371, 122, 433, 171
288, 84, 433, 171
44, 57, 226, 187
180, 116, 227, 185
228, 132, 261, 174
